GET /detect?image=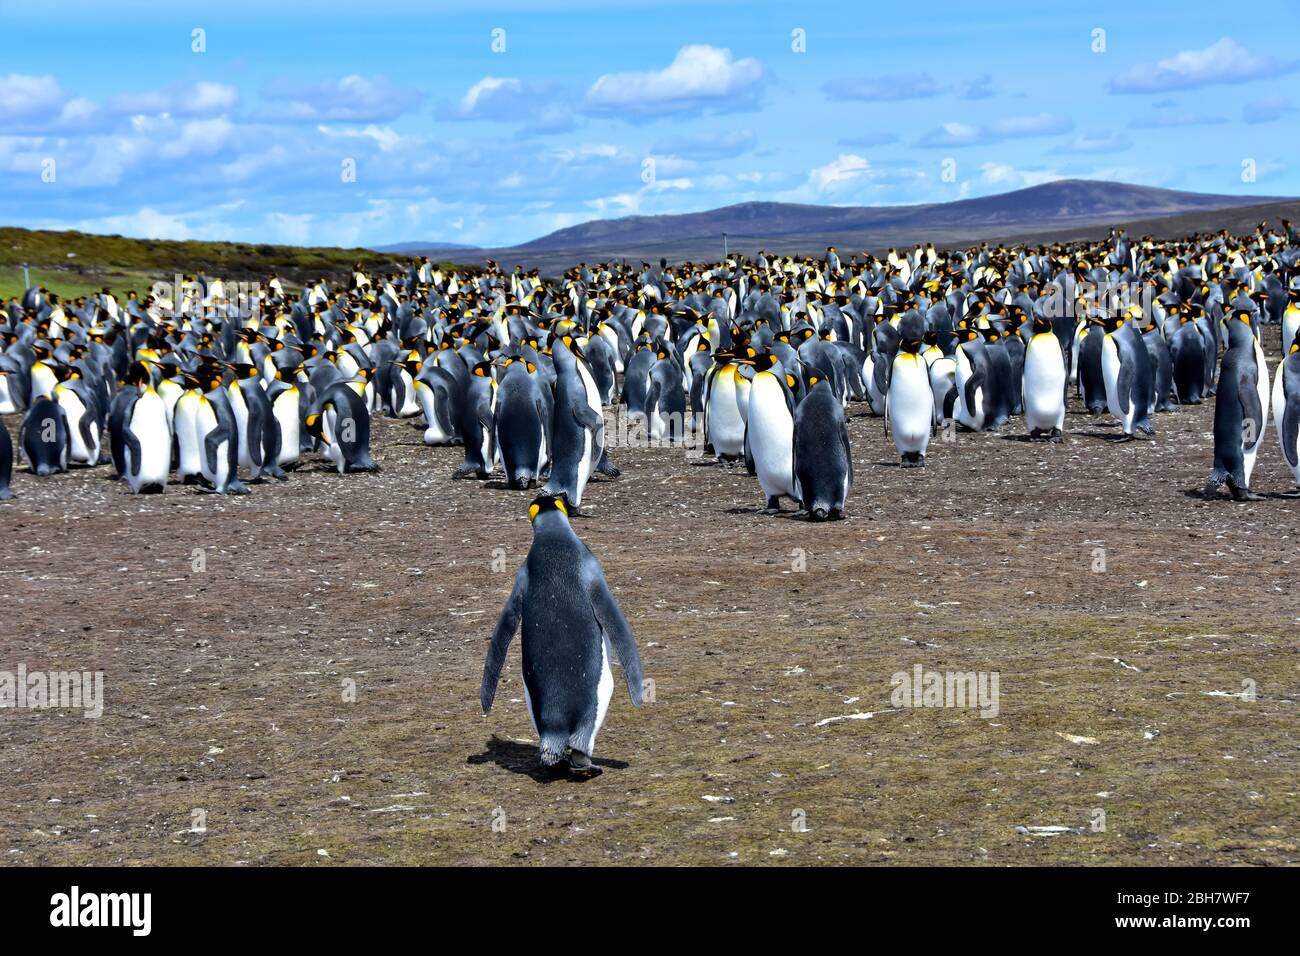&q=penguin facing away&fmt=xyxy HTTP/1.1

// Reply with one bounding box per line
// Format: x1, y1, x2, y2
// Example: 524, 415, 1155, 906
793, 376, 853, 520
1204, 315, 1268, 501
481, 493, 645, 773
